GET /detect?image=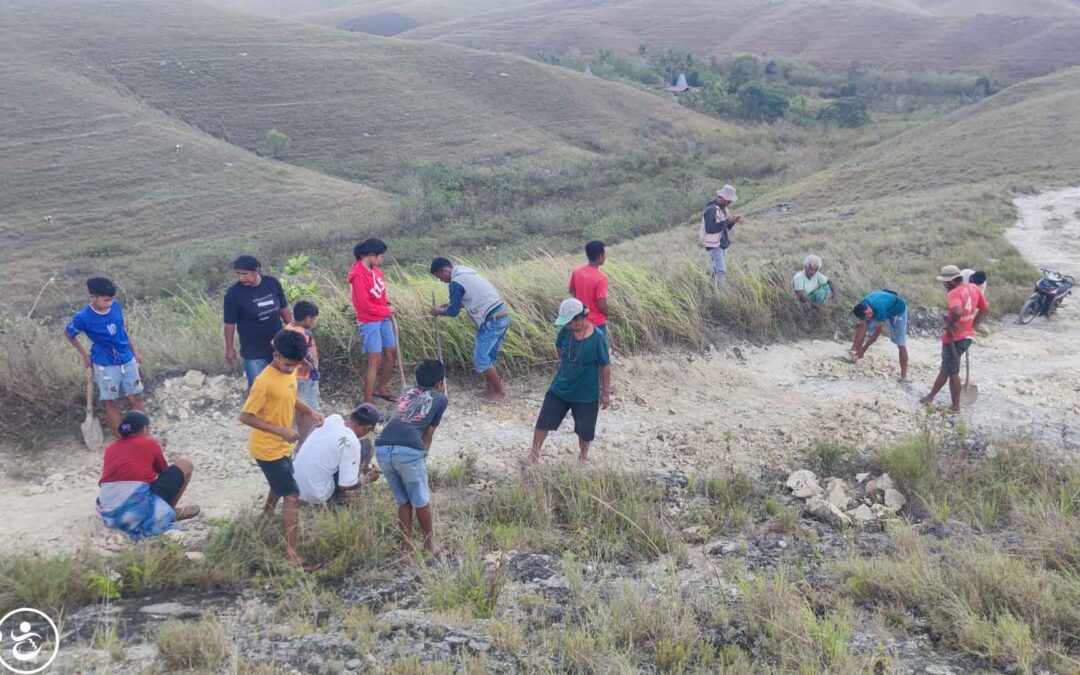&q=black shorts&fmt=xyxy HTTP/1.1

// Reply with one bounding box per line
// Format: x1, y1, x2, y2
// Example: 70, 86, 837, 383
256, 457, 299, 497
535, 391, 600, 442
941, 338, 972, 375
149, 465, 185, 506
